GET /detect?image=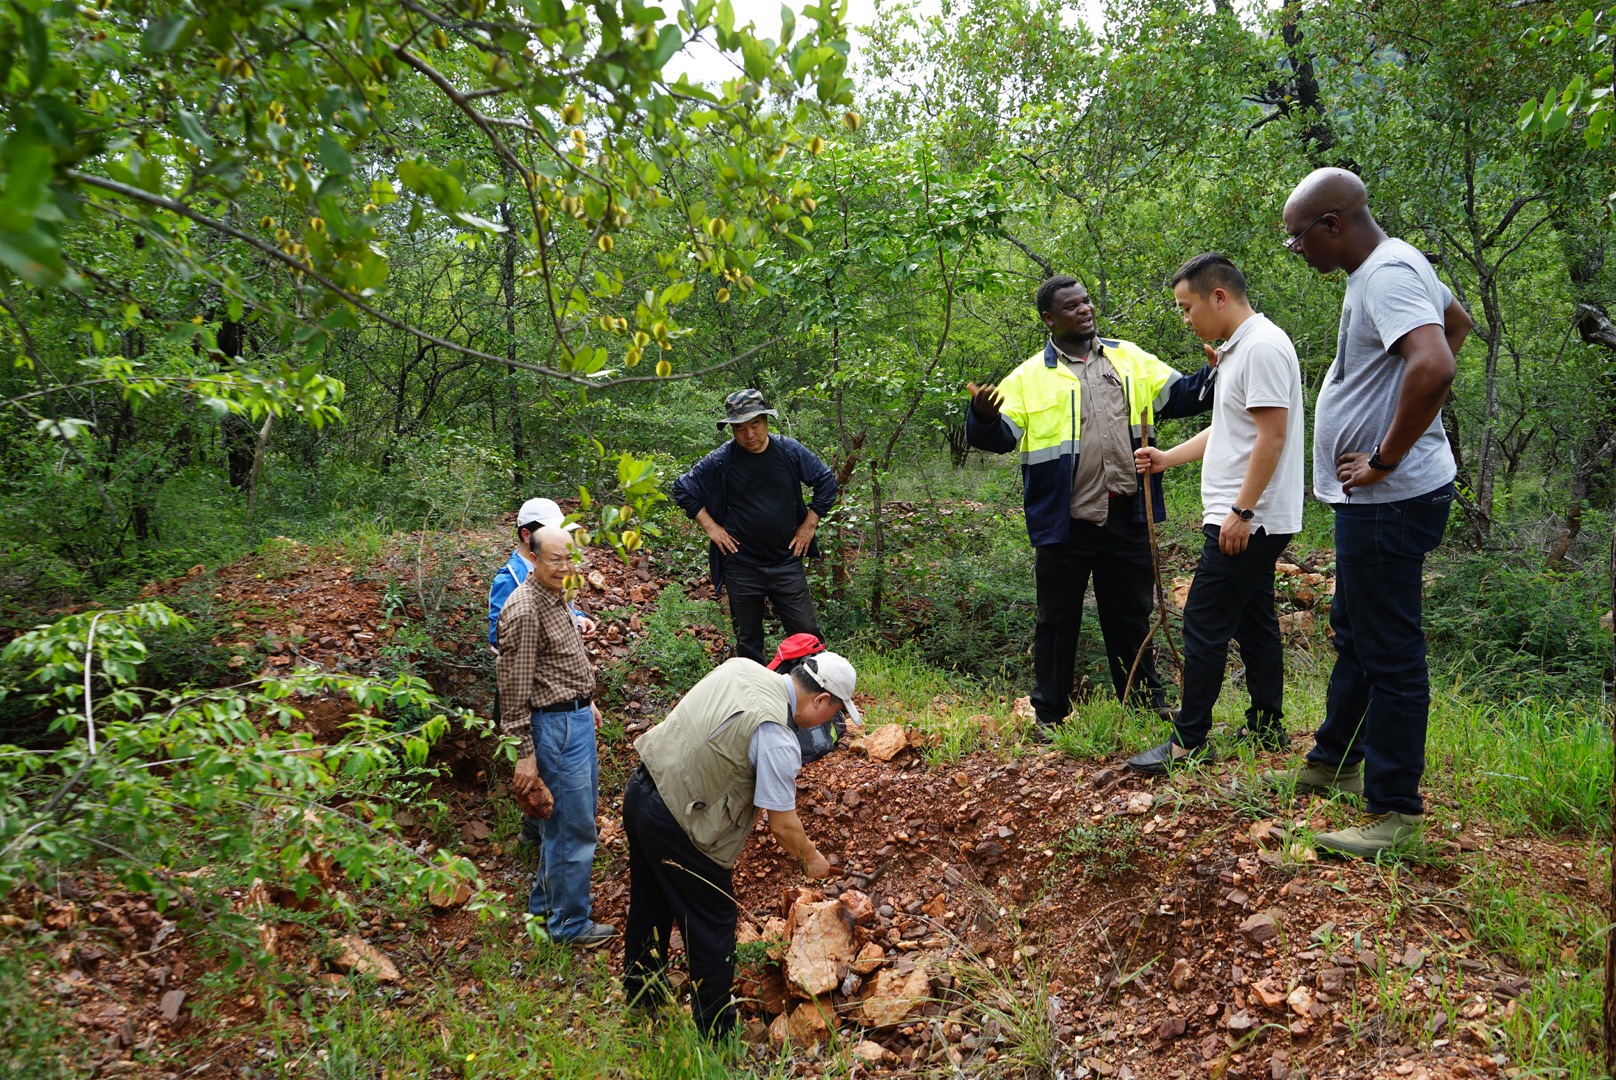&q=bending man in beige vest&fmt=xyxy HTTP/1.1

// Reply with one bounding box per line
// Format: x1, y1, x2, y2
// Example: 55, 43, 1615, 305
622, 653, 860, 1038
